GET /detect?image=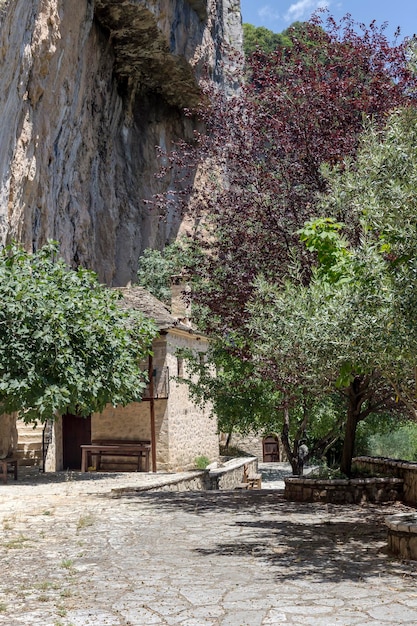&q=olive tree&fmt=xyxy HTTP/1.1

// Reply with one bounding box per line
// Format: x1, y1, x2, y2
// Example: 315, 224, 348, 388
248, 109, 417, 476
